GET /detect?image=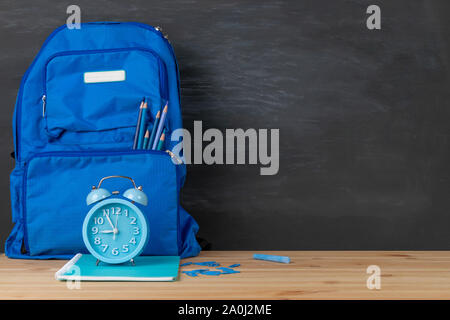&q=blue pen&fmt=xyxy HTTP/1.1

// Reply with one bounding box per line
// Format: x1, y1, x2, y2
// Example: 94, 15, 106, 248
136, 101, 149, 149
253, 254, 290, 264
152, 102, 168, 150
